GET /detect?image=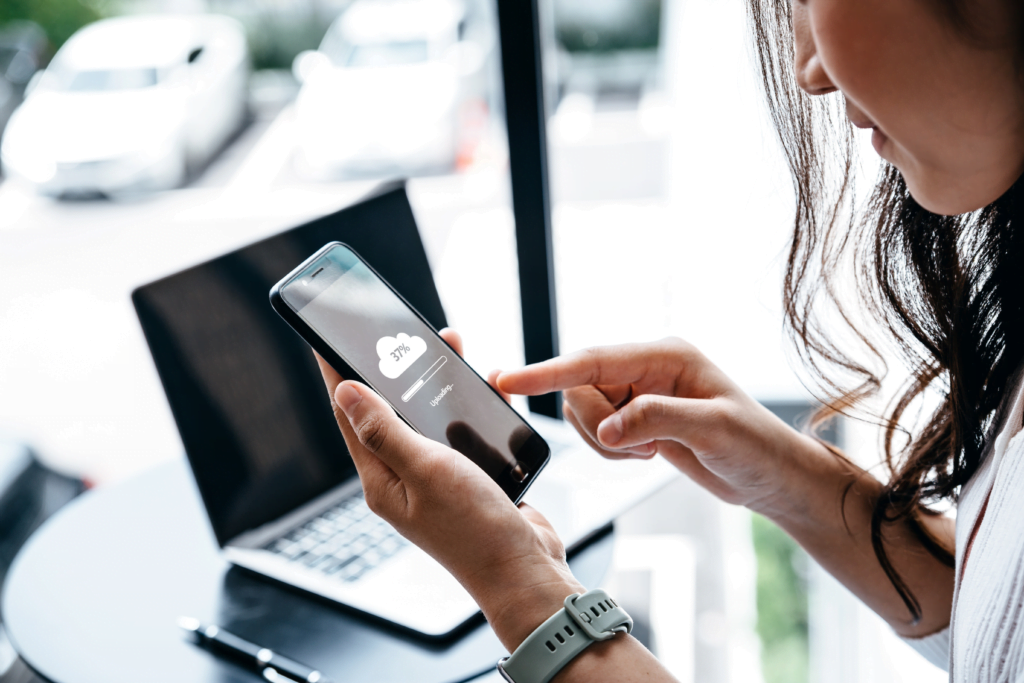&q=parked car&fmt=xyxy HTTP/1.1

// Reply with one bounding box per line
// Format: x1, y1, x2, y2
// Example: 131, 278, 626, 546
0, 15, 249, 197
0, 22, 48, 158
292, 0, 471, 179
